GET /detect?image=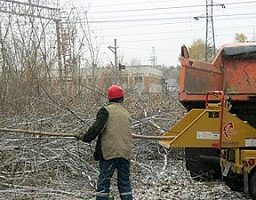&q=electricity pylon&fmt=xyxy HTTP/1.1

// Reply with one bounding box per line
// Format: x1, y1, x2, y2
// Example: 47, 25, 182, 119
195, 0, 225, 62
